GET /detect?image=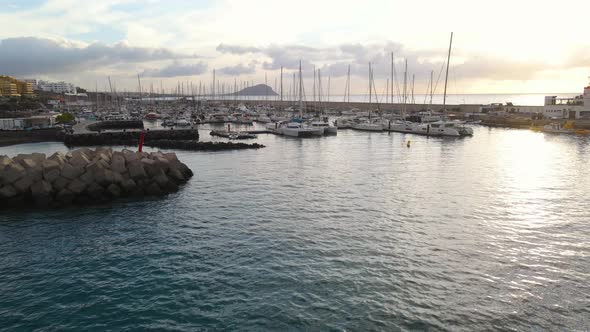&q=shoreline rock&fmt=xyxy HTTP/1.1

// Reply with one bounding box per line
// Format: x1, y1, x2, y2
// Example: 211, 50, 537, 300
0, 148, 193, 208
